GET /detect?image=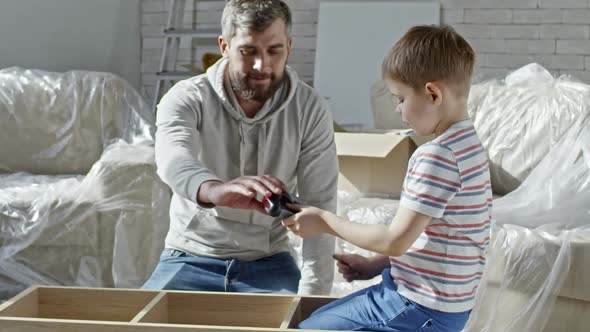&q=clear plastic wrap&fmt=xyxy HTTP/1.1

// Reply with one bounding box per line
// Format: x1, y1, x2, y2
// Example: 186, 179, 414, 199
330, 191, 400, 297
467, 63, 590, 195
0, 68, 170, 301
0, 67, 154, 174
464, 113, 590, 332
